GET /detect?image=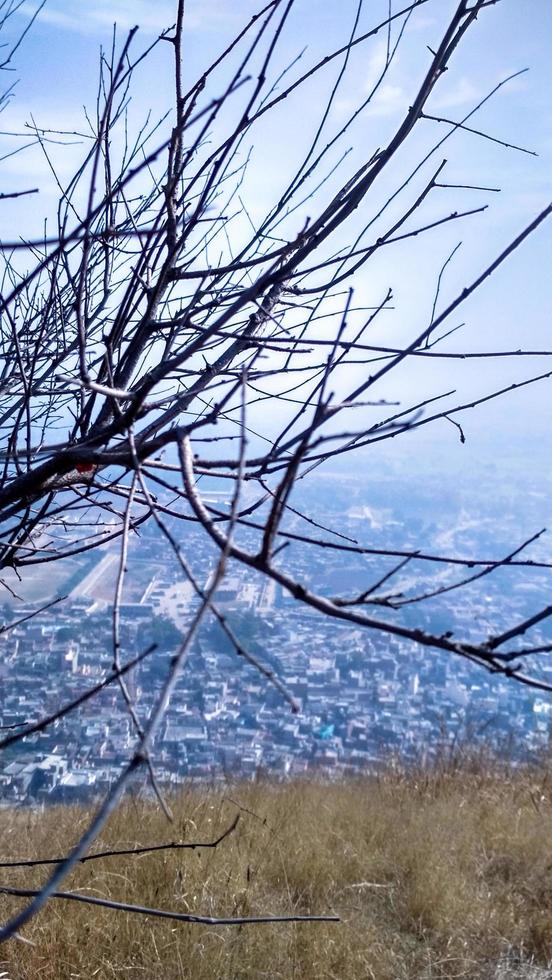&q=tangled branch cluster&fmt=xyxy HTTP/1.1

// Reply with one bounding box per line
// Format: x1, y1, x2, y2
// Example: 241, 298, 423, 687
0, 0, 550, 942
